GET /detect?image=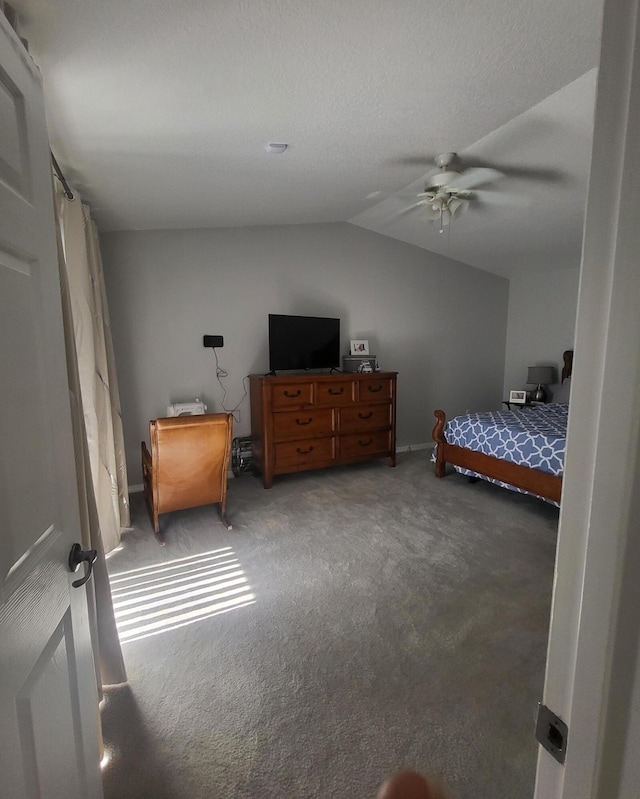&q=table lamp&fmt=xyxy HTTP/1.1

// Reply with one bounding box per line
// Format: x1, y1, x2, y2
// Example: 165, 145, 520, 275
527, 366, 556, 402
